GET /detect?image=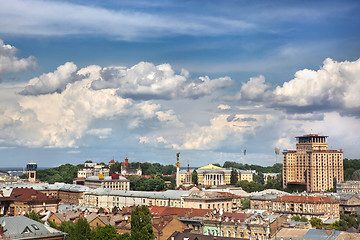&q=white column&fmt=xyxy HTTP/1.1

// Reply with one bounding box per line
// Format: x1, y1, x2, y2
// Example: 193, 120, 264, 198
176, 166, 180, 187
